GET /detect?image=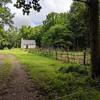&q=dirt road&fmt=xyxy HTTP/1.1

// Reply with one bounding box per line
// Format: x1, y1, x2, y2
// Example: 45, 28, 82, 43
0, 54, 44, 100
